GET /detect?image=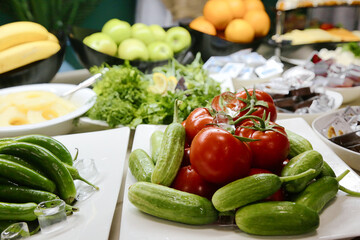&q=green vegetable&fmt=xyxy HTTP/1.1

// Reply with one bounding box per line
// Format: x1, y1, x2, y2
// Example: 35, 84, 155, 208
318, 161, 336, 178
128, 181, 218, 225
212, 169, 315, 212
285, 129, 313, 158
0, 157, 56, 193
235, 201, 319, 236
0, 142, 76, 204
0, 202, 38, 221
281, 150, 324, 193
129, 149, 154, 182
149, 130, 163, 164
340, 42, 360, 57
87, 54, 221, 129
293, 176, 339, 213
